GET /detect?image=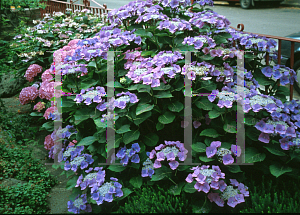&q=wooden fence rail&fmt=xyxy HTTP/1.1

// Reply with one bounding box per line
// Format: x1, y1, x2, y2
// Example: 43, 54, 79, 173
39, 0, 112, 23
